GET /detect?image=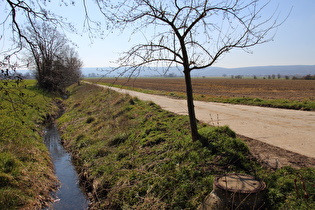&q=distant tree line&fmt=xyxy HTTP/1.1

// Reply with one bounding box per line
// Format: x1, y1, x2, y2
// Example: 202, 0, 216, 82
228, 74, 315, 80
293, 74, 315, 80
